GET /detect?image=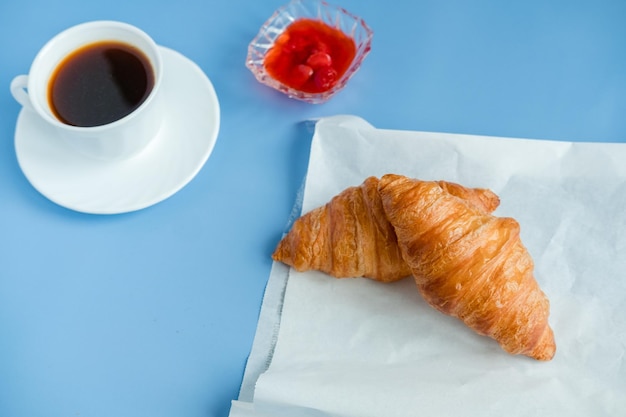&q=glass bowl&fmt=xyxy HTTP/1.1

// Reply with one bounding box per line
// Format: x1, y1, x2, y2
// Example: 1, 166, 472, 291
246, 0, 373, 104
